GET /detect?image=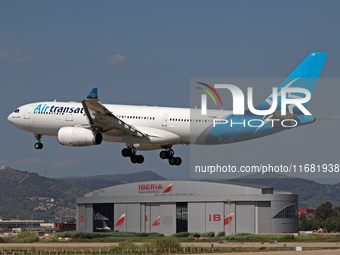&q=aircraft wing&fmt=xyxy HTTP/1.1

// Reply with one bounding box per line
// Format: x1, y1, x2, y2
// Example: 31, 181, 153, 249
81, 88, 146, 137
